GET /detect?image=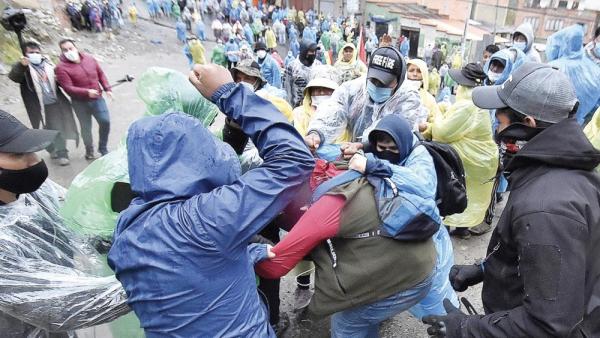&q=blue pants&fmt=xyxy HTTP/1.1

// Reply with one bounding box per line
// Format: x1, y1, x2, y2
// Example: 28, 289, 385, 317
331, 272, 433, 338
72, 97, 110, 152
